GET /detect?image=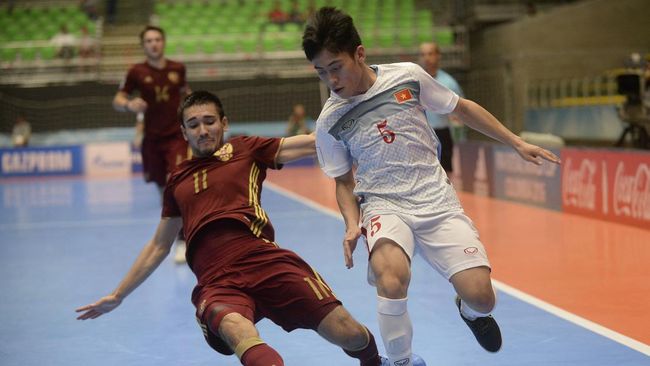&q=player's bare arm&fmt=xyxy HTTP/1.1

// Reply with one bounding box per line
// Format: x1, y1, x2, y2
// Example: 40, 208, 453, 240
334, 170, 361, 269
75, 216, 182, 320
113, 91, 148, 113
276, 133, 316, 164
453, 98, 560, 165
